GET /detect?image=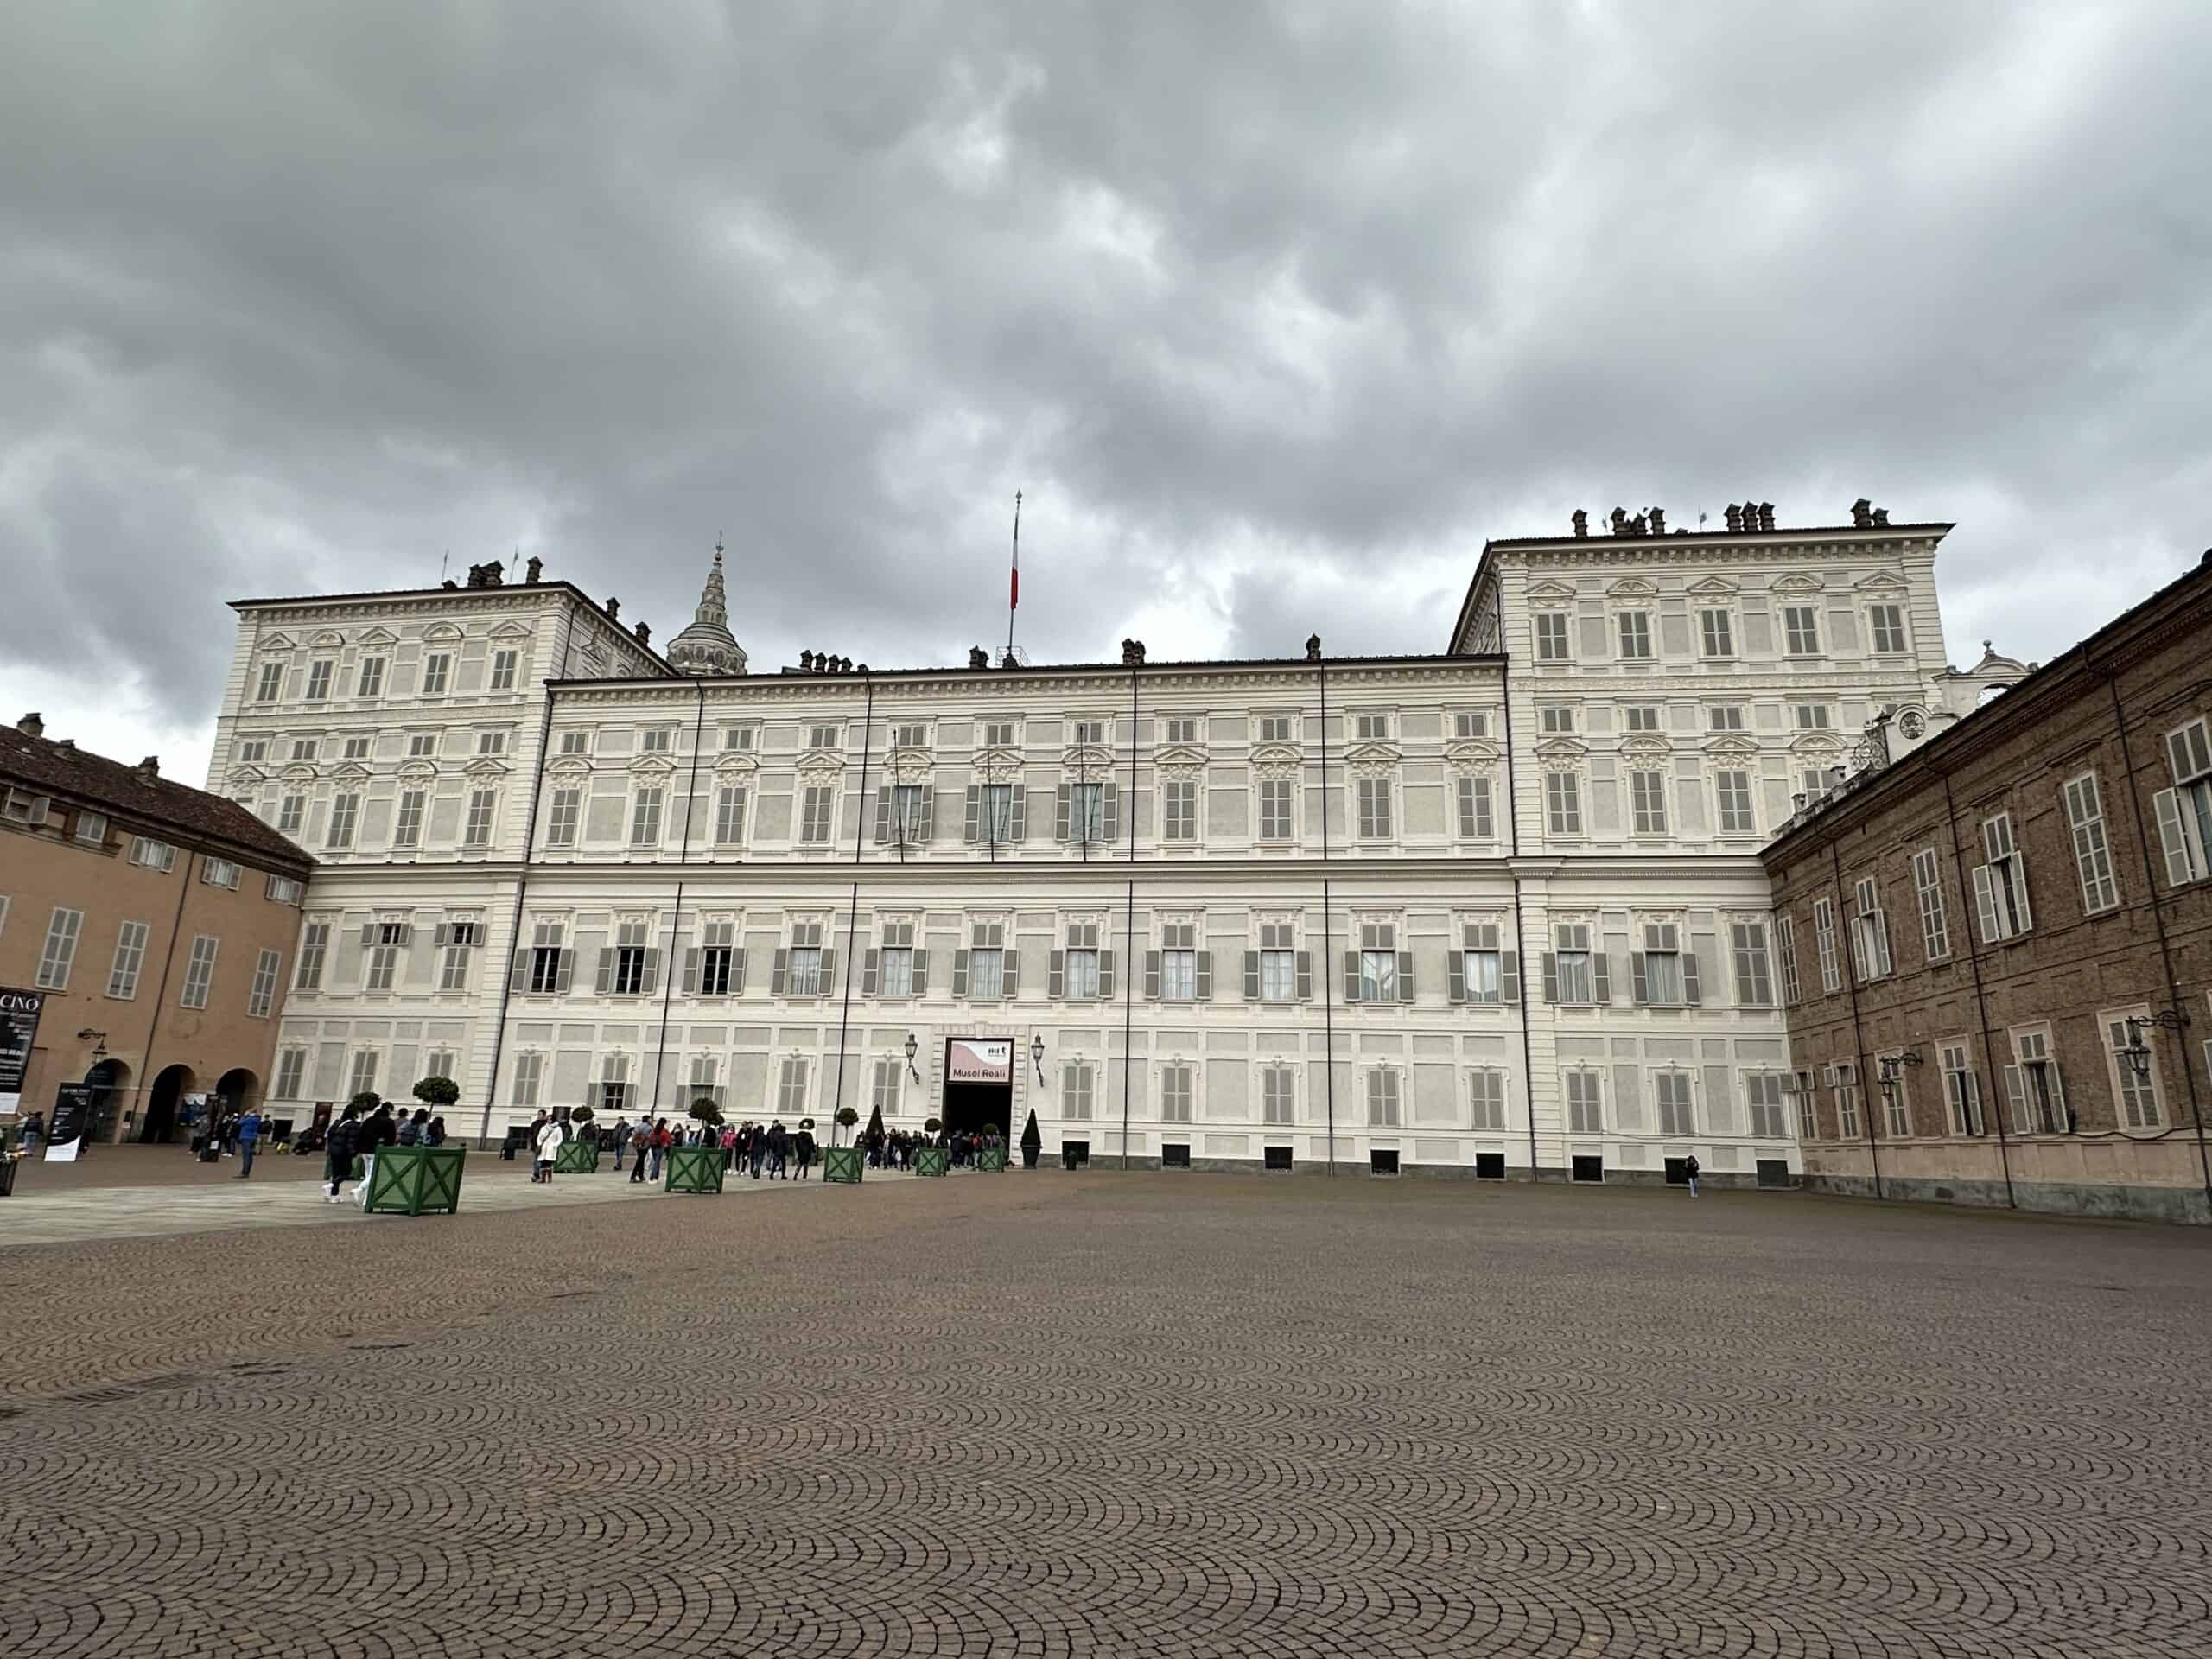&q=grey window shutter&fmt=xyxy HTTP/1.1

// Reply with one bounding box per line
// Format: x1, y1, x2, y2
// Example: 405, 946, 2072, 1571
918, 786, 934, 842
1501, 950, 1520, 1004
1194, 951, 1212, 1001
862, 950, 880, 995
874, 786, 891, 842
434, 922, 451, 947
818, 948, 836, 989
730, 948, 747, 995
1343, 950, 1360, 1003
1008, 785, 1026, 842
556, 949, 575, 993
594, 949, 613, 995
1630, 951, 1649, 1005
964, 785, 982, 844
1592, 951, 1611, 1004
1144, 951, 1161, 998
639, 949, 659, 996
910, 949, 928, 993
1097, 948, 1114, 997
1243, 950, 1261, 1000
1055, 784, 1071, 842
682, 948, 701, 995
2004, 1065, 2026, 1133
1003, 947, 1020, 997
770, 949, 788, 995
508, 950, 530, 994
1103, 782, 1119, 844
1049, 950, 1065, 998
1396, 950, 1414, 1003
1446, 950, 1465, 1003
952, 949, 969, 995
1295, 950, 1313, 1001
1682, 949, 1702, 1005
1541, 951, 1560, 1003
